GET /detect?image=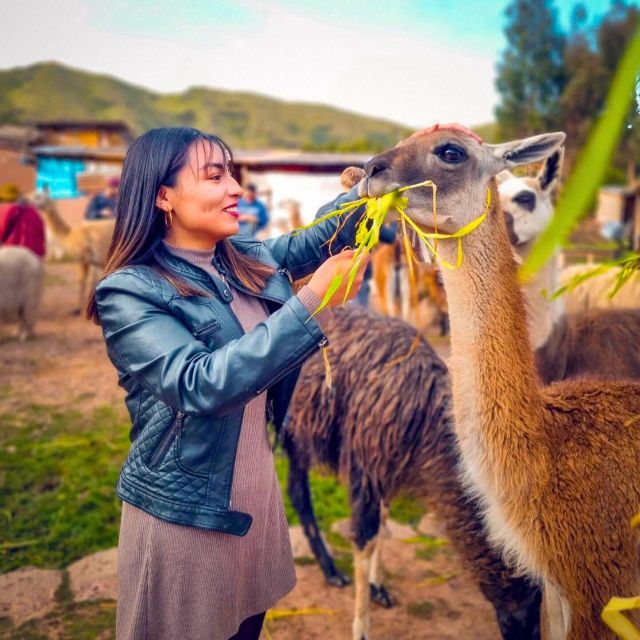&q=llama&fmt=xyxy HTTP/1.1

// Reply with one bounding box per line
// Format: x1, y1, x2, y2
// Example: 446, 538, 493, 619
33, 194, 114, 311
360, 124, 640, 639
284, 305, 541, 640
499, 151, 640, 383
370, 240, 449, 335
558, 263, 640, 313
0, 246, 44, 340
